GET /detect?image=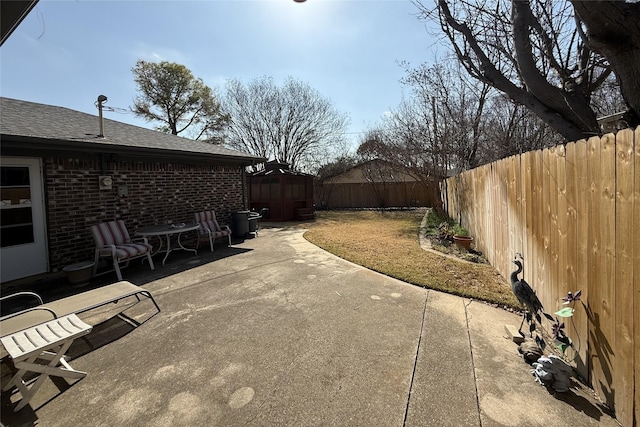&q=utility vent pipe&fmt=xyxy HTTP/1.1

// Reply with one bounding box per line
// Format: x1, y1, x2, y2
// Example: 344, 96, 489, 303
96, 94, 107, 137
